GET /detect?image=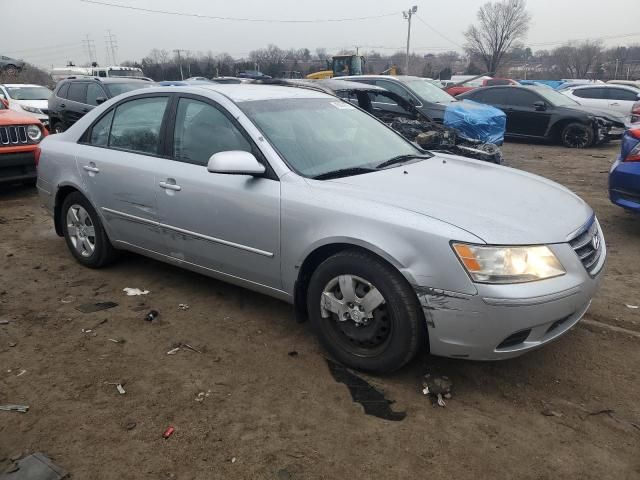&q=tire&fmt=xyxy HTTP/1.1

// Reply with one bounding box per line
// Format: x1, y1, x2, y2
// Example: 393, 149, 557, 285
60, 192, 118, 268
561, 122, 594, 148
307, 249, 426, 373
51, 121, 64, 134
